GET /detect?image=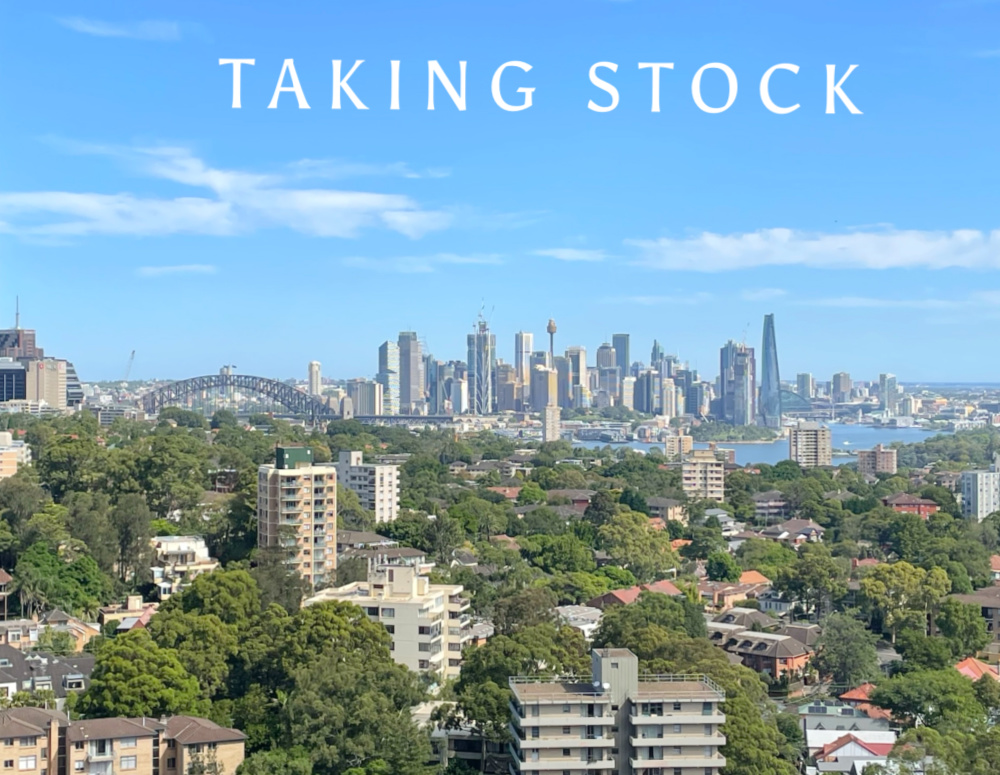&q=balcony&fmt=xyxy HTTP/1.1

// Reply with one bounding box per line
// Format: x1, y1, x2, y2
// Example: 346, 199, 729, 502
631, 735, 726, 747
87, 750, 114, 762
629, 754, 727, 769
631, 711, 726, 725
